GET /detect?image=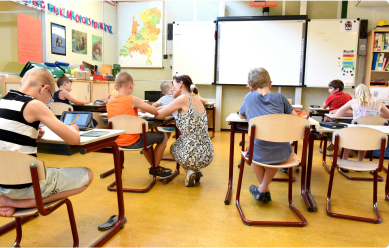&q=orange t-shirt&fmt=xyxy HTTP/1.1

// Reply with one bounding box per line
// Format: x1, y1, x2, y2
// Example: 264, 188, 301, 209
107, 94, 140, 146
